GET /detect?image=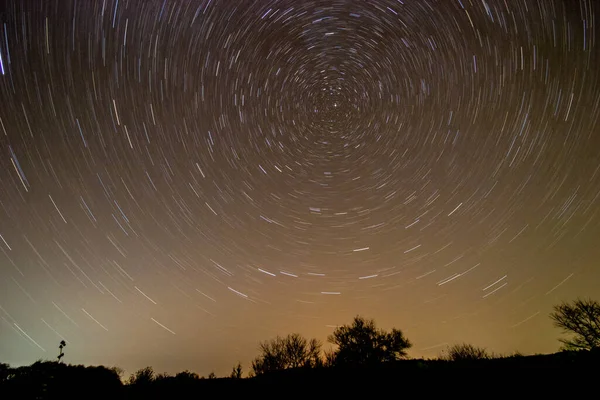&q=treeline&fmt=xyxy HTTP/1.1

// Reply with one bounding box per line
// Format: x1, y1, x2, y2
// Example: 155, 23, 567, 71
1, 298, 599, 399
